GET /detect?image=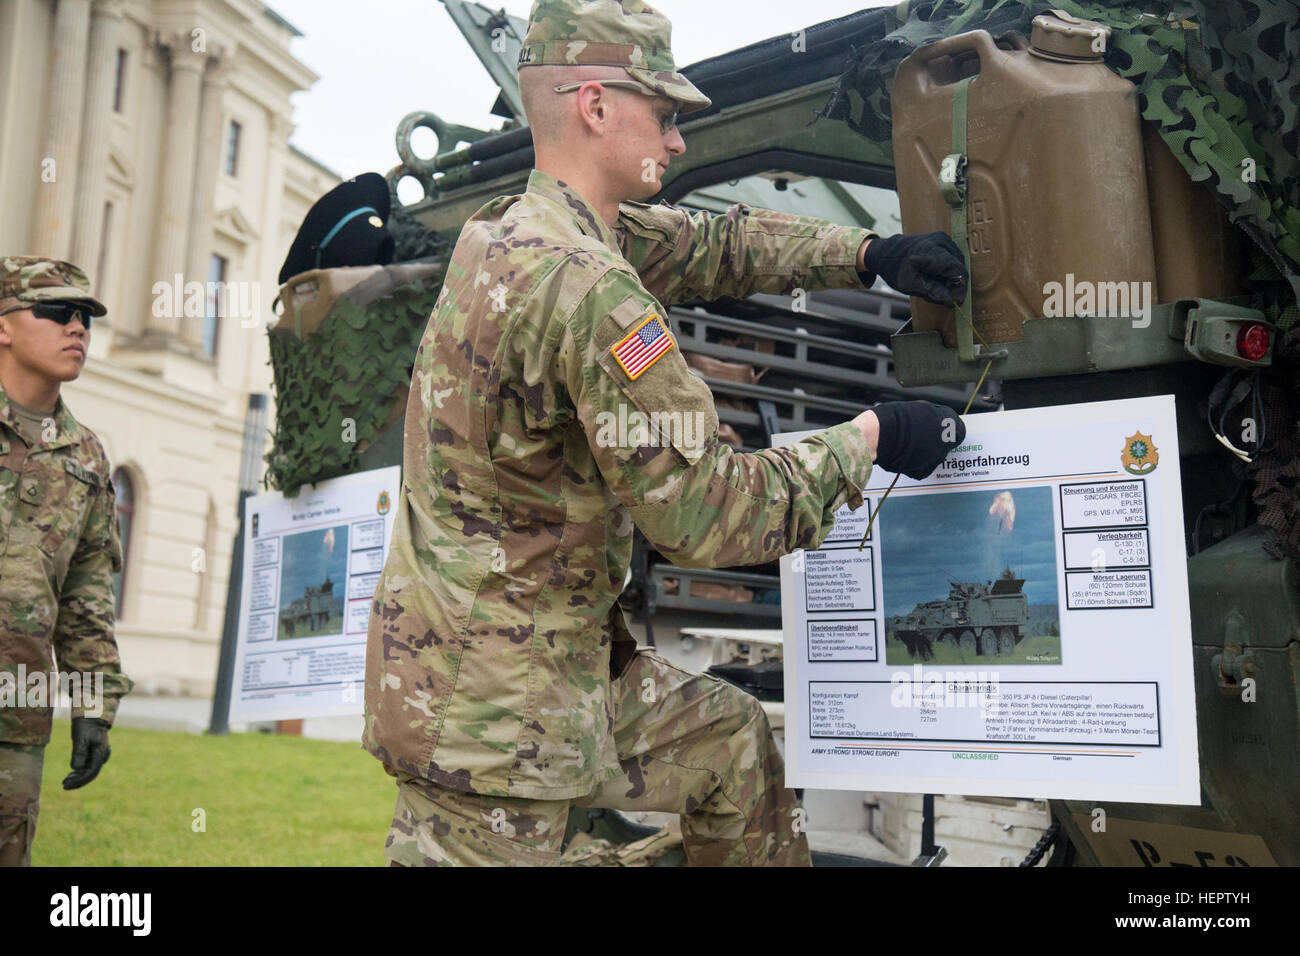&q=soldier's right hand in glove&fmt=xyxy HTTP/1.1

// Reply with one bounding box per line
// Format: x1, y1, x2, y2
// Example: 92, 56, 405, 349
863, 232, 968, 307
62, 716, 112, 790
871, 401, 966, 480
